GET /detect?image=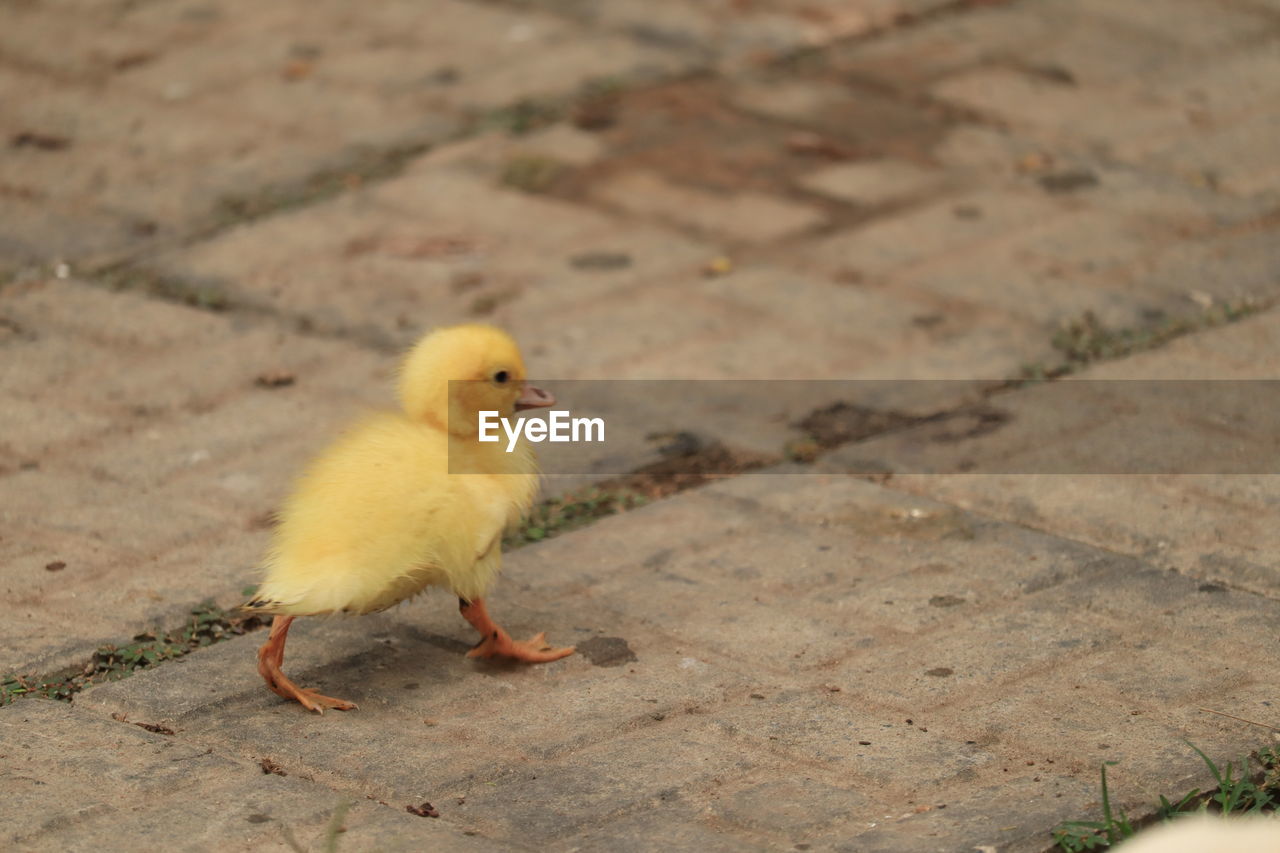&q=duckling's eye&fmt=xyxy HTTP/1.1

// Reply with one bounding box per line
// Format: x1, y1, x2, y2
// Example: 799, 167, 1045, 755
493, 370, 509, 385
